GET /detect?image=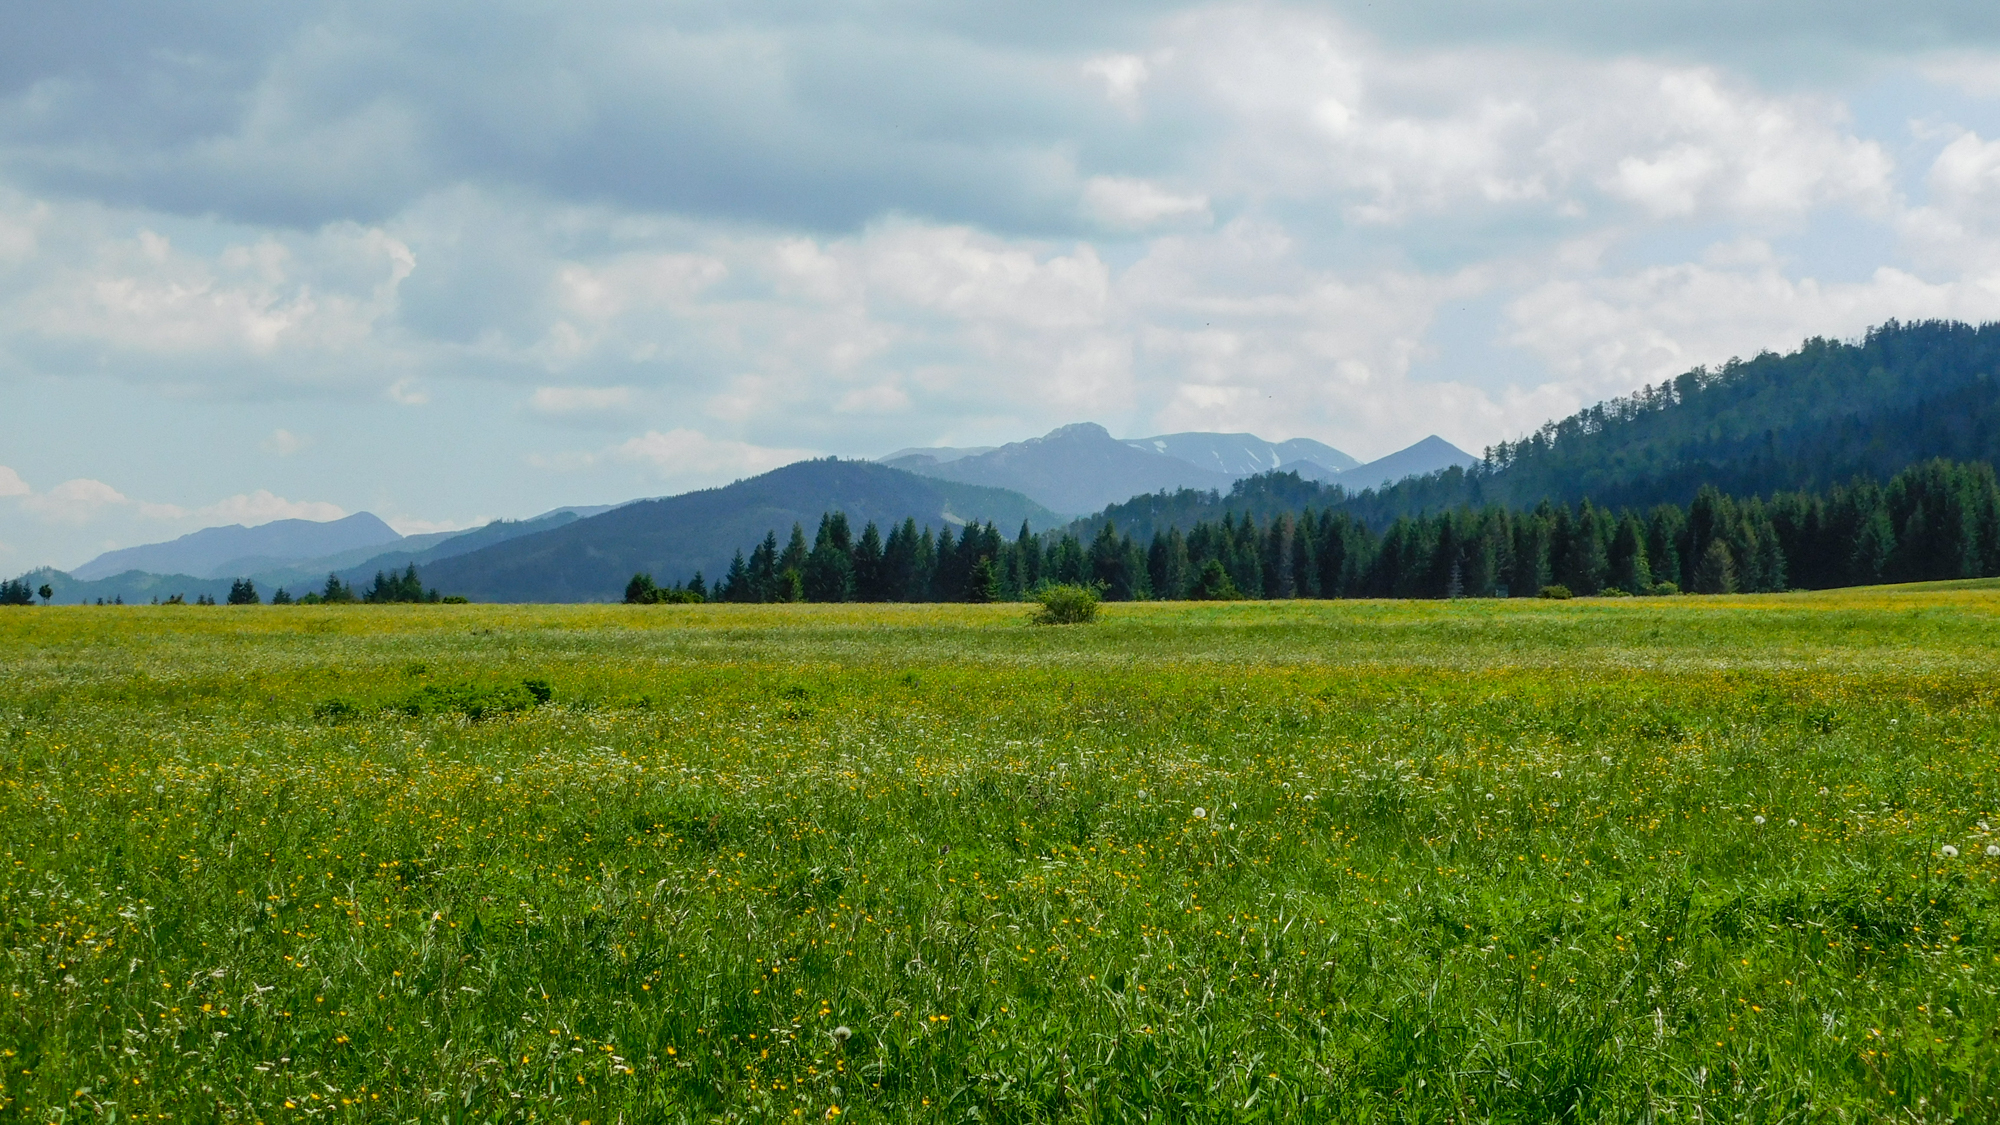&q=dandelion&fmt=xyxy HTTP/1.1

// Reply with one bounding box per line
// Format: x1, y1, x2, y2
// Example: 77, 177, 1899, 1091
1986, 845, 2000, 858
831, 1026, 852, 1044
1753, 816, 1765, 825
1787, 819, 1797, 827
1485, 793, 1495, 801
1192, 807, 1207, 820
1550, 770, 1561, 778
1136, 790, 1148, 802
1942, 845, 1960, 858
